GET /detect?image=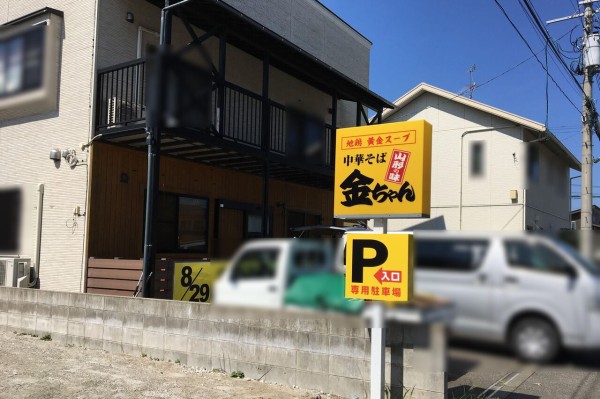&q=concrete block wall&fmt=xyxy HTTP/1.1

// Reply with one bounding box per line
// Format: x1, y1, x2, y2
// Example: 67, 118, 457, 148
0, 287, 446, 399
